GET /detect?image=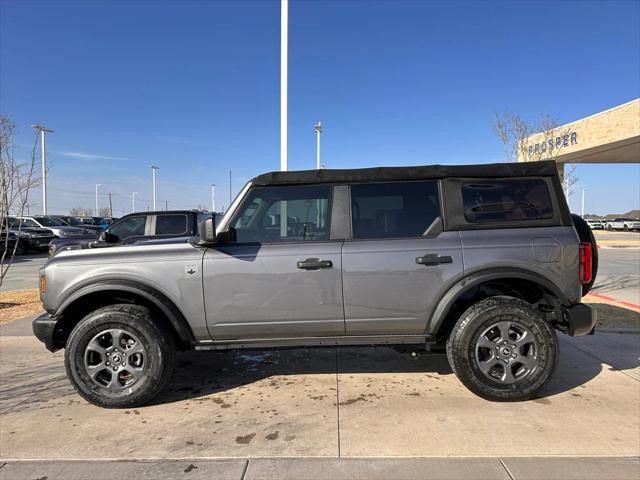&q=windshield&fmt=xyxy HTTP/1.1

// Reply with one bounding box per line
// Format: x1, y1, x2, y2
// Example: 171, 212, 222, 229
33, 216, 65, 227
